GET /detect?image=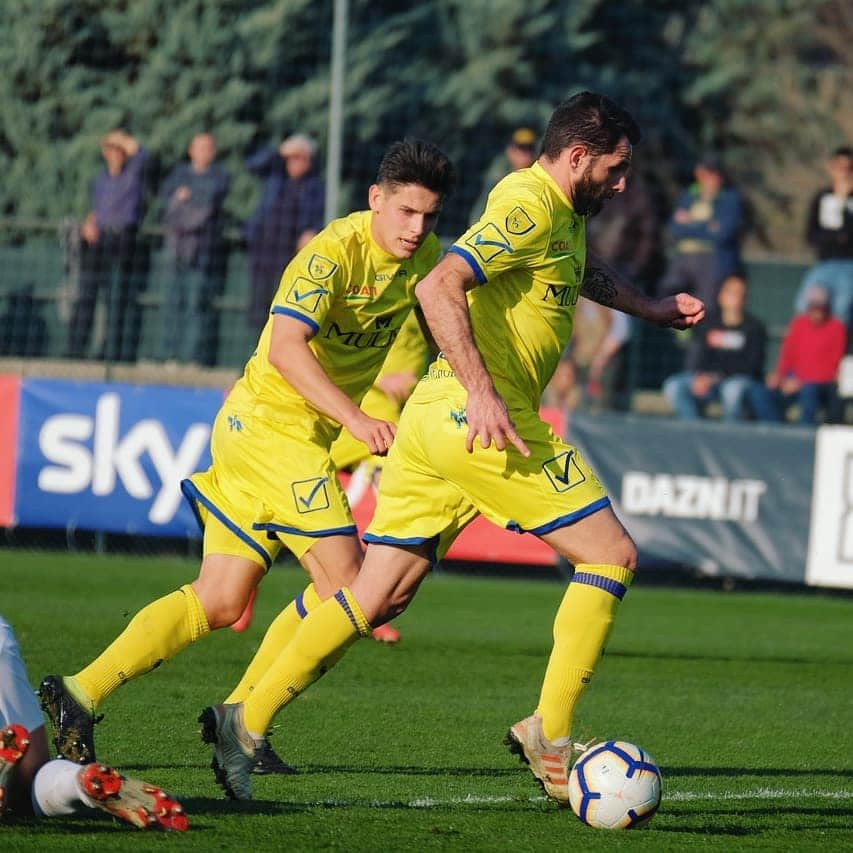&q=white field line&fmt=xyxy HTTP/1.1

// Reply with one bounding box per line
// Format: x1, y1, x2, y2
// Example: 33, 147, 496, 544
308, 789, 852, 809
